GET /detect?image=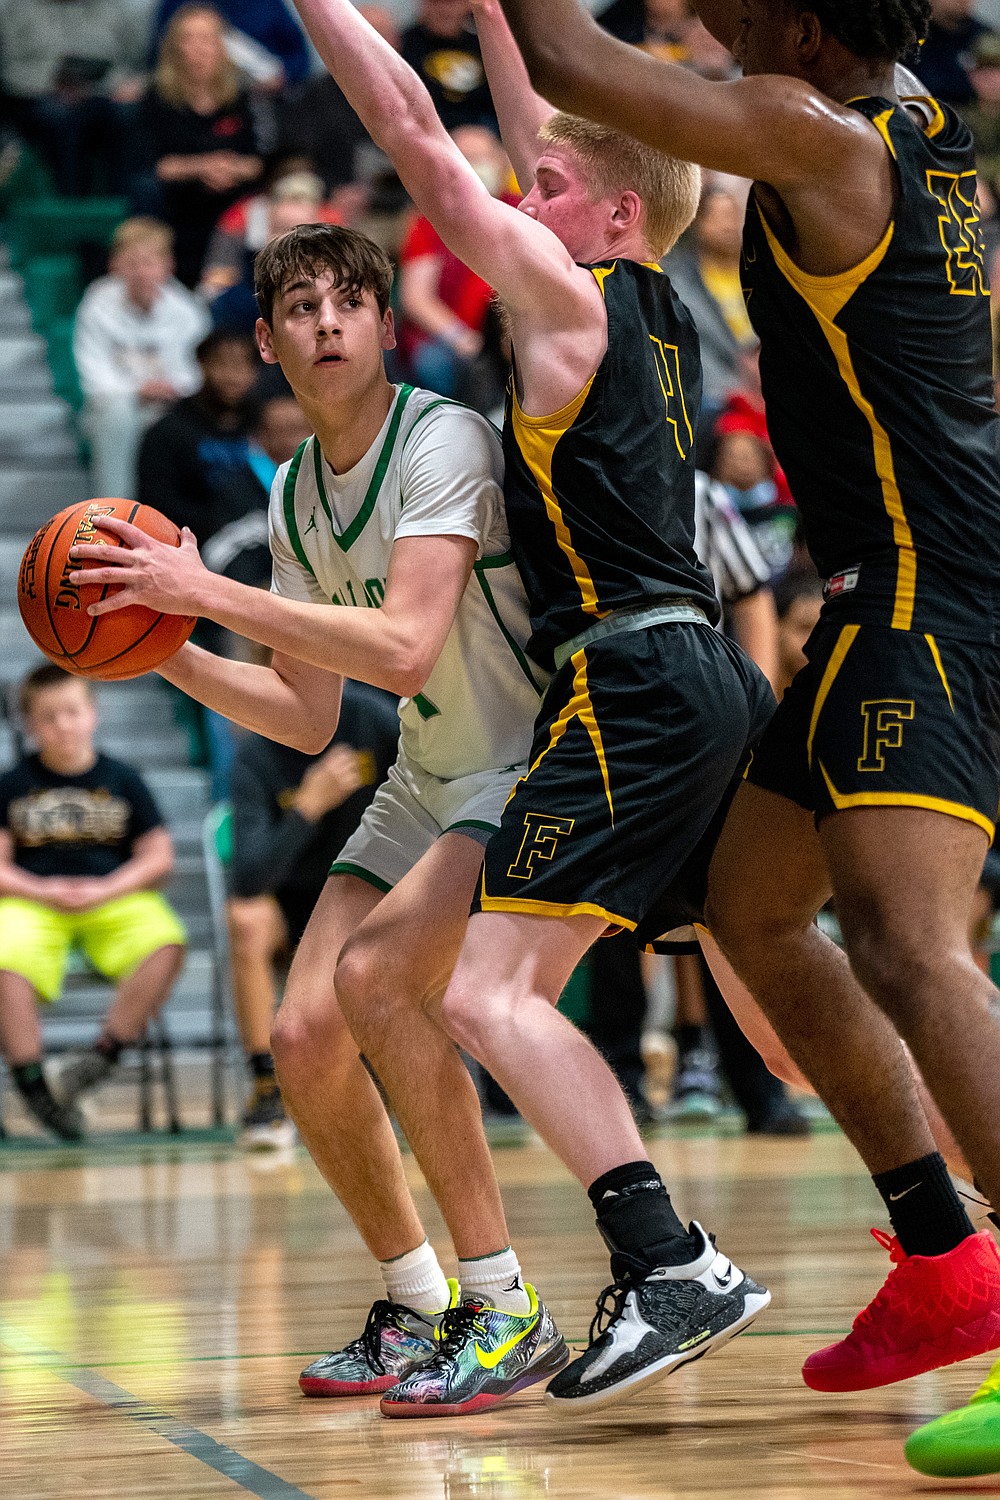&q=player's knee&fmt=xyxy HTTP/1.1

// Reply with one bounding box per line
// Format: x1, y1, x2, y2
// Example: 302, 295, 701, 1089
333, 936, 401, 1045
439, 976, 510, 1059
844, 921, 943, 1030
271, 992, 347, 1077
